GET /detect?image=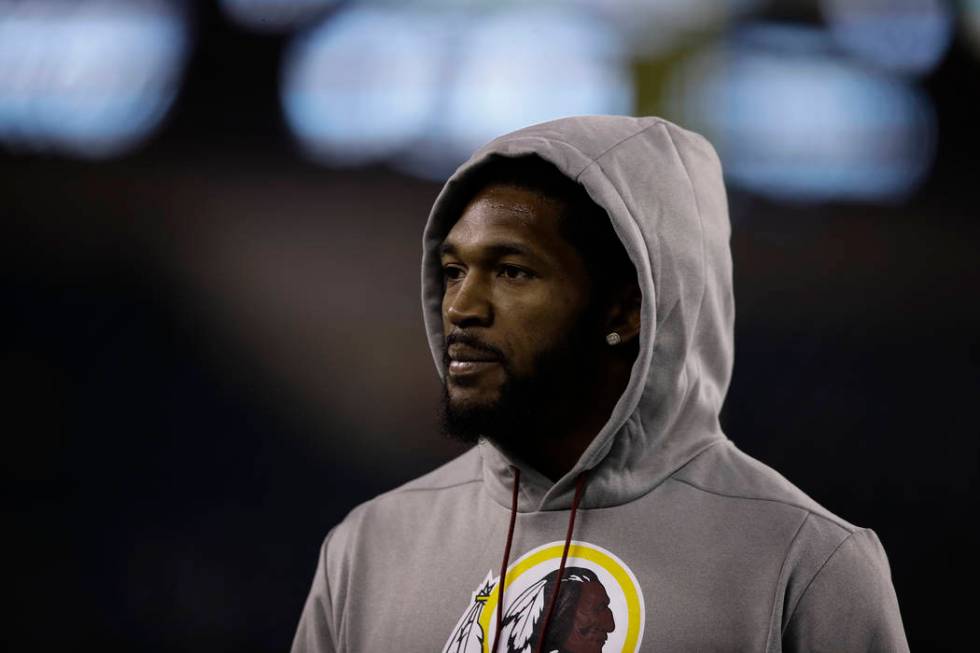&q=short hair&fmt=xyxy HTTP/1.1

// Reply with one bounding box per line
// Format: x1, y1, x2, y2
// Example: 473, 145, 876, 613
454, 154, 637, 303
